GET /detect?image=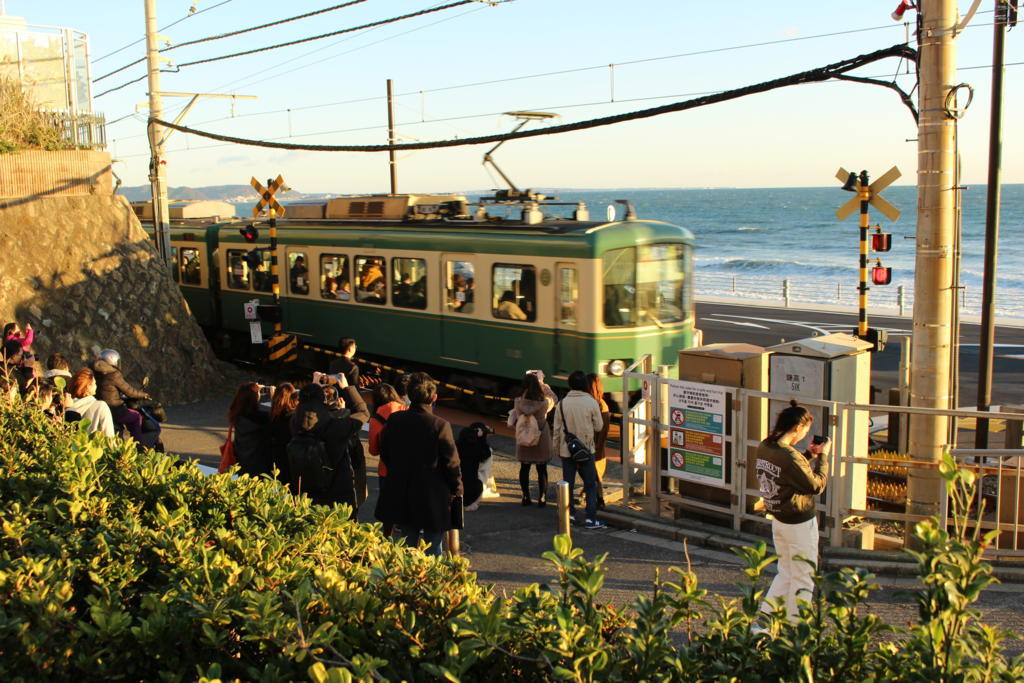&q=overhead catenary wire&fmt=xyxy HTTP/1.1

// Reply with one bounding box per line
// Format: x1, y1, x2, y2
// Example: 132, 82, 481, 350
104, 17, 918, 133
149, 44, 918, 153
93, 0, 371, 83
